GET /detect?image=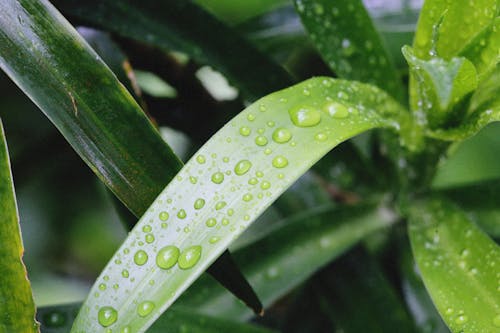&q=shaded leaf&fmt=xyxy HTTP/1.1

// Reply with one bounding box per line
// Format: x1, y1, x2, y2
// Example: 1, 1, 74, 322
0, 119, 39, 333
294, 0, 404, 102
71, 77, 404, 332
408, 197, 500, 333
